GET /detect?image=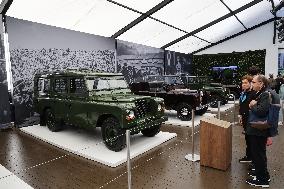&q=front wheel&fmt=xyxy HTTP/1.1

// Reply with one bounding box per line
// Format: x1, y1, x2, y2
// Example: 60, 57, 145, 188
101, 117, 126, 152
177, 103, 192, 121
141, 124, 161, 137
